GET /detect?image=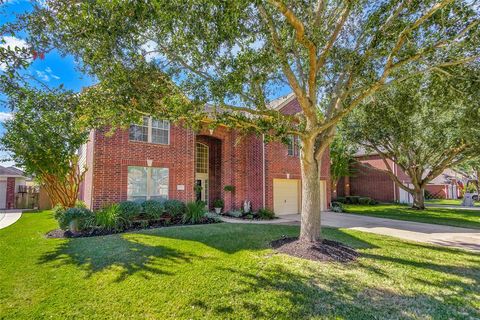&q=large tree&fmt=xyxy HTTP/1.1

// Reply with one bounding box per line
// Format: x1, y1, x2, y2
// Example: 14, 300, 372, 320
342, 68, 480, 209
19, 0, 479, 242
0, 87, 89, 208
